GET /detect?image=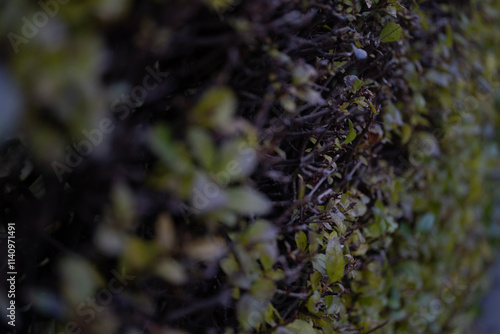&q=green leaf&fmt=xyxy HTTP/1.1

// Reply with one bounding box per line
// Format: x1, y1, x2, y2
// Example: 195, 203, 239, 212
295, 231, 308, 251
401, 124, 412, 144
121, 237, 159, 270
310, 271, 323, 291
306, 291, 322, 314
149, 124, 193, 174
191, 86, 237, 131
331, 211, 346, 234
263, 303, 282, 326
312, 253, 327, 275
343, 119, 357, 144
154, 258, 187, 285
244, 220, 277, 243
217, 139, 258, 183
385, 5, 397, 18
155, 214, 176, 252
187, 127, 215, 170
191, 171, 227, 213
250, 278, 276, 300
325, 295, 346, 316
353, 79, 363, 93
185, 238, 227, 261
325, 237, 345, 283
368, 100, 378, 114
226, 187, 272, 215
220, 254, 239, 276
379, 22, 403, 43
283, 319, 317, 334
111, 182, 135, 229
344, 75, 362, 93
59, 257, 102, 306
